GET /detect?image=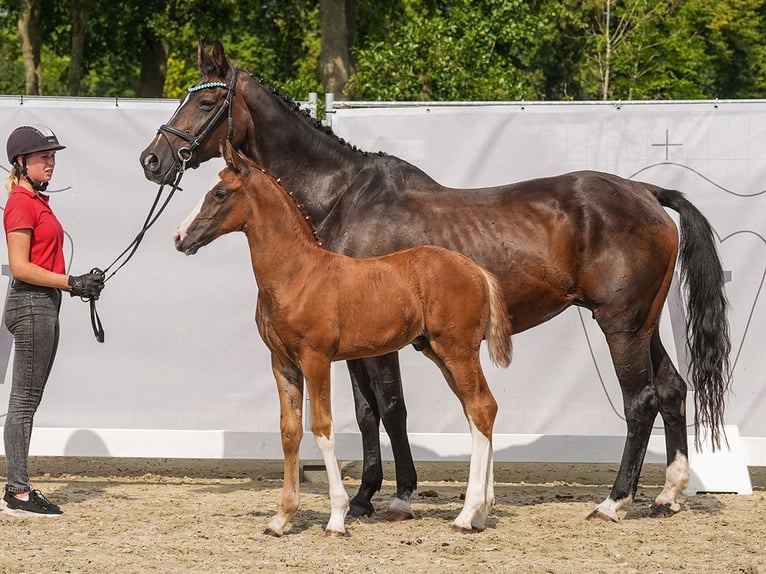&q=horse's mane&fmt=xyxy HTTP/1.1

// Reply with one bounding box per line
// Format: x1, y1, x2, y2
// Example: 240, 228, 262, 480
248, 72, 385, 159
259, 167, 323, 246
